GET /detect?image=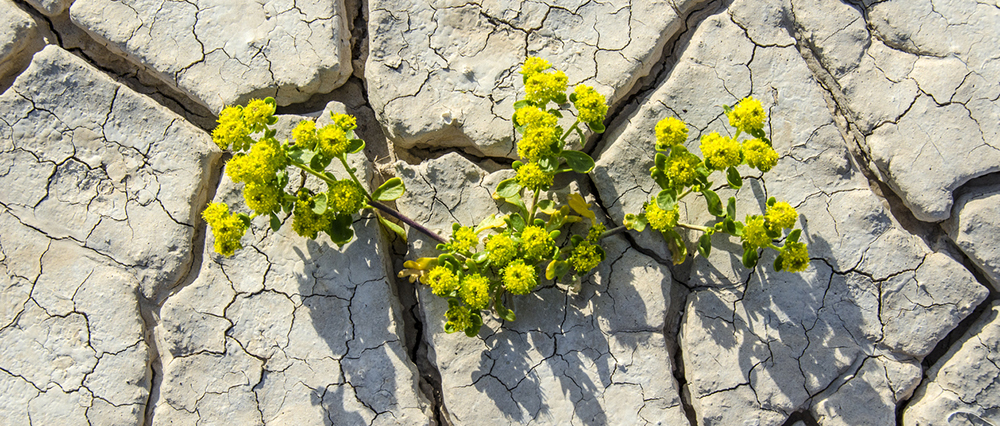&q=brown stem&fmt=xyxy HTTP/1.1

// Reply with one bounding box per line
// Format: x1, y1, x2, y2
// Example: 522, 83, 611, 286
368, 200, 449, 244
598, 225, 628, 240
